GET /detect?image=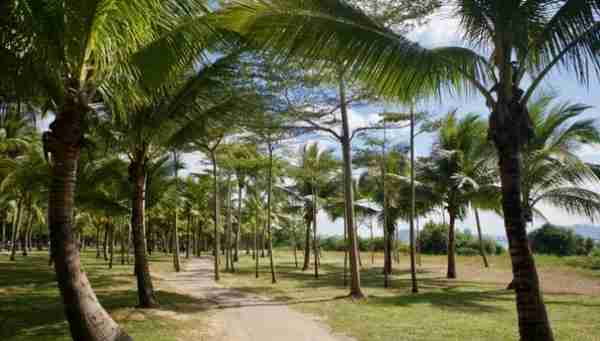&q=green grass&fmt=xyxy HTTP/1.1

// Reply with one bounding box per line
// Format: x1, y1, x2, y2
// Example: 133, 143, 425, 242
0, 250, 208, 341
220, 251, 600, 341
